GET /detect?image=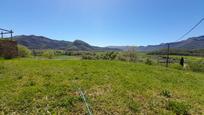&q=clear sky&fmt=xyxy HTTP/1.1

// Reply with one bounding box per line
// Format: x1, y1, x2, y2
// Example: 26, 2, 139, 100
1, 0, 204, 46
